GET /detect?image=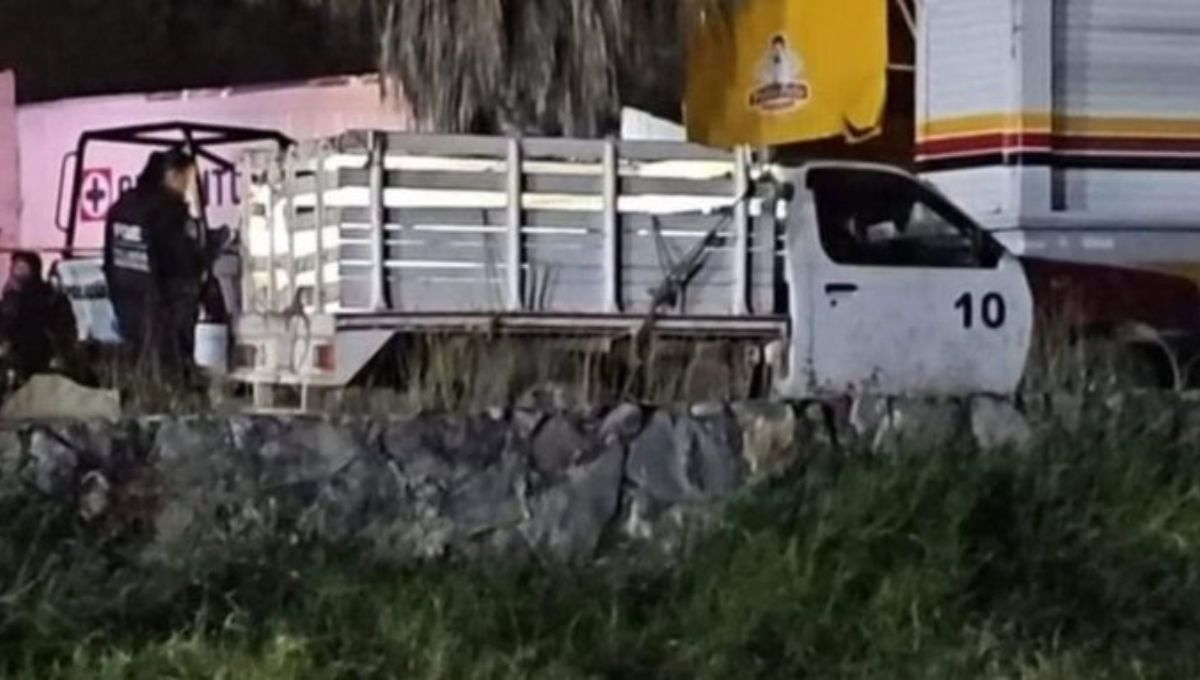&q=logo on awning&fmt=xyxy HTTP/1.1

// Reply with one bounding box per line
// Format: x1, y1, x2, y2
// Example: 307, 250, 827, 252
749, 34, 810, 113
